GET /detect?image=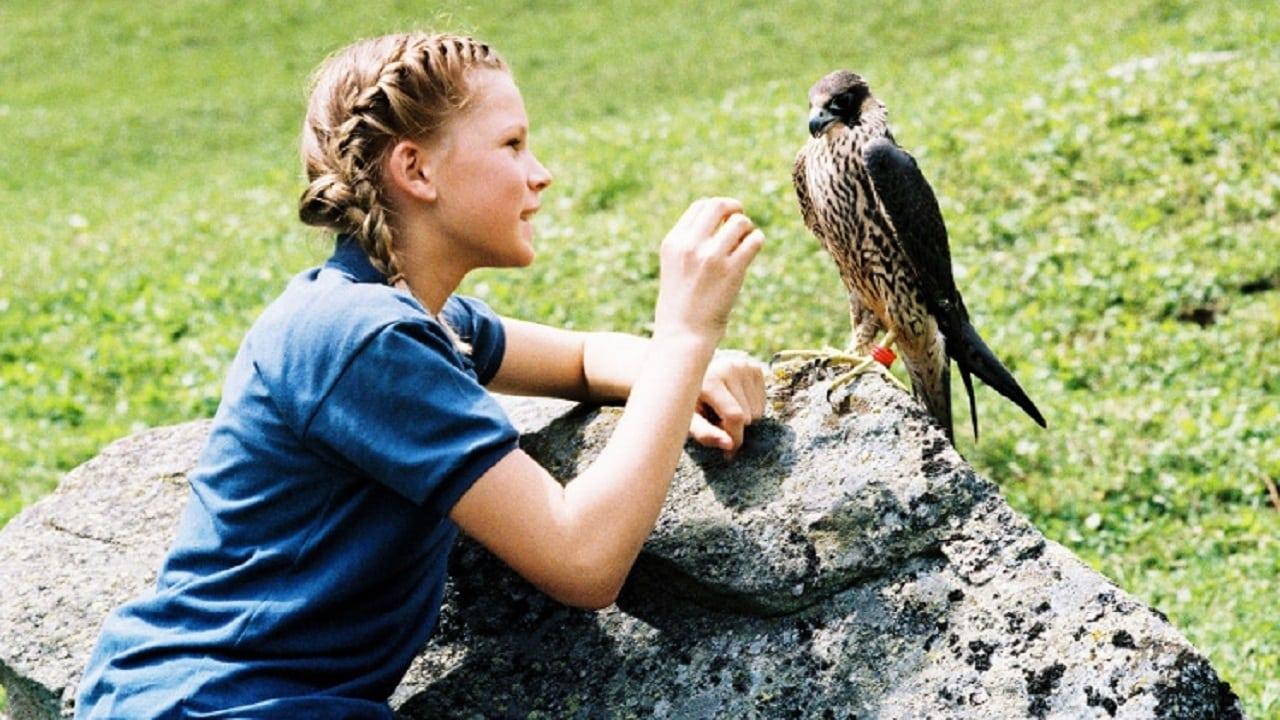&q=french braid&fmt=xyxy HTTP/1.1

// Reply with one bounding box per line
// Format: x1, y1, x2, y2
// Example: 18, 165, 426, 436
298, 31, 507, 293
